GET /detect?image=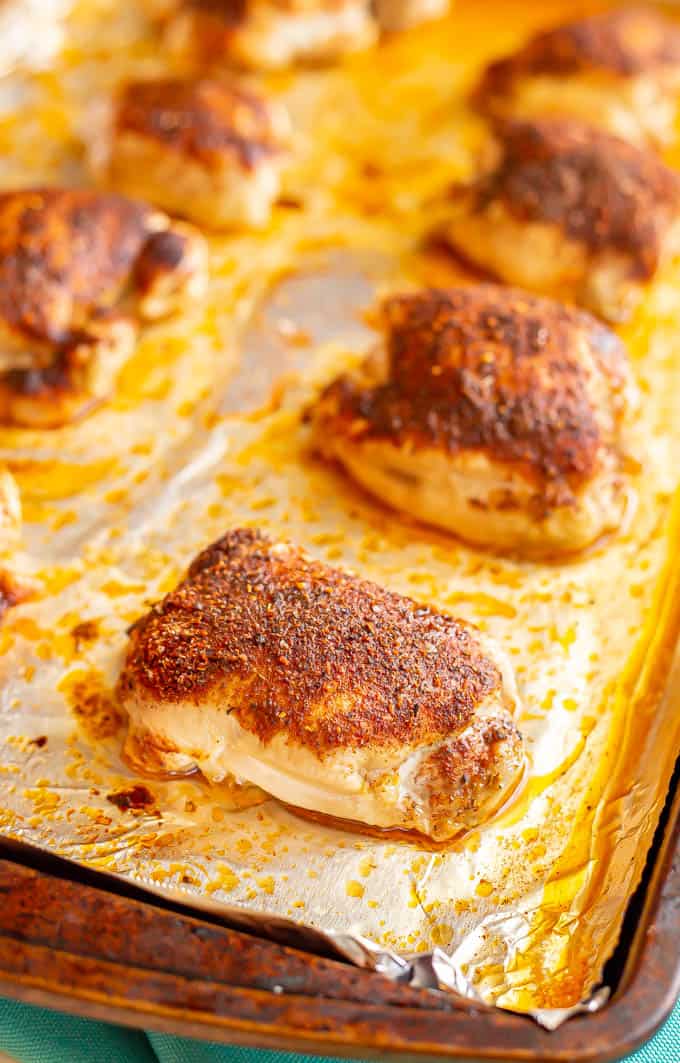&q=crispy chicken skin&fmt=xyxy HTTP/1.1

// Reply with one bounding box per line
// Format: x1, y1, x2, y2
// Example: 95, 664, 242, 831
311, 286, 635, 556
118, 527, 524, 841
0, 188, 208, 428
107, 78, 290, 230
475, 6, 680, 146
161, 0, 377, 71
440, 118, 680, 323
